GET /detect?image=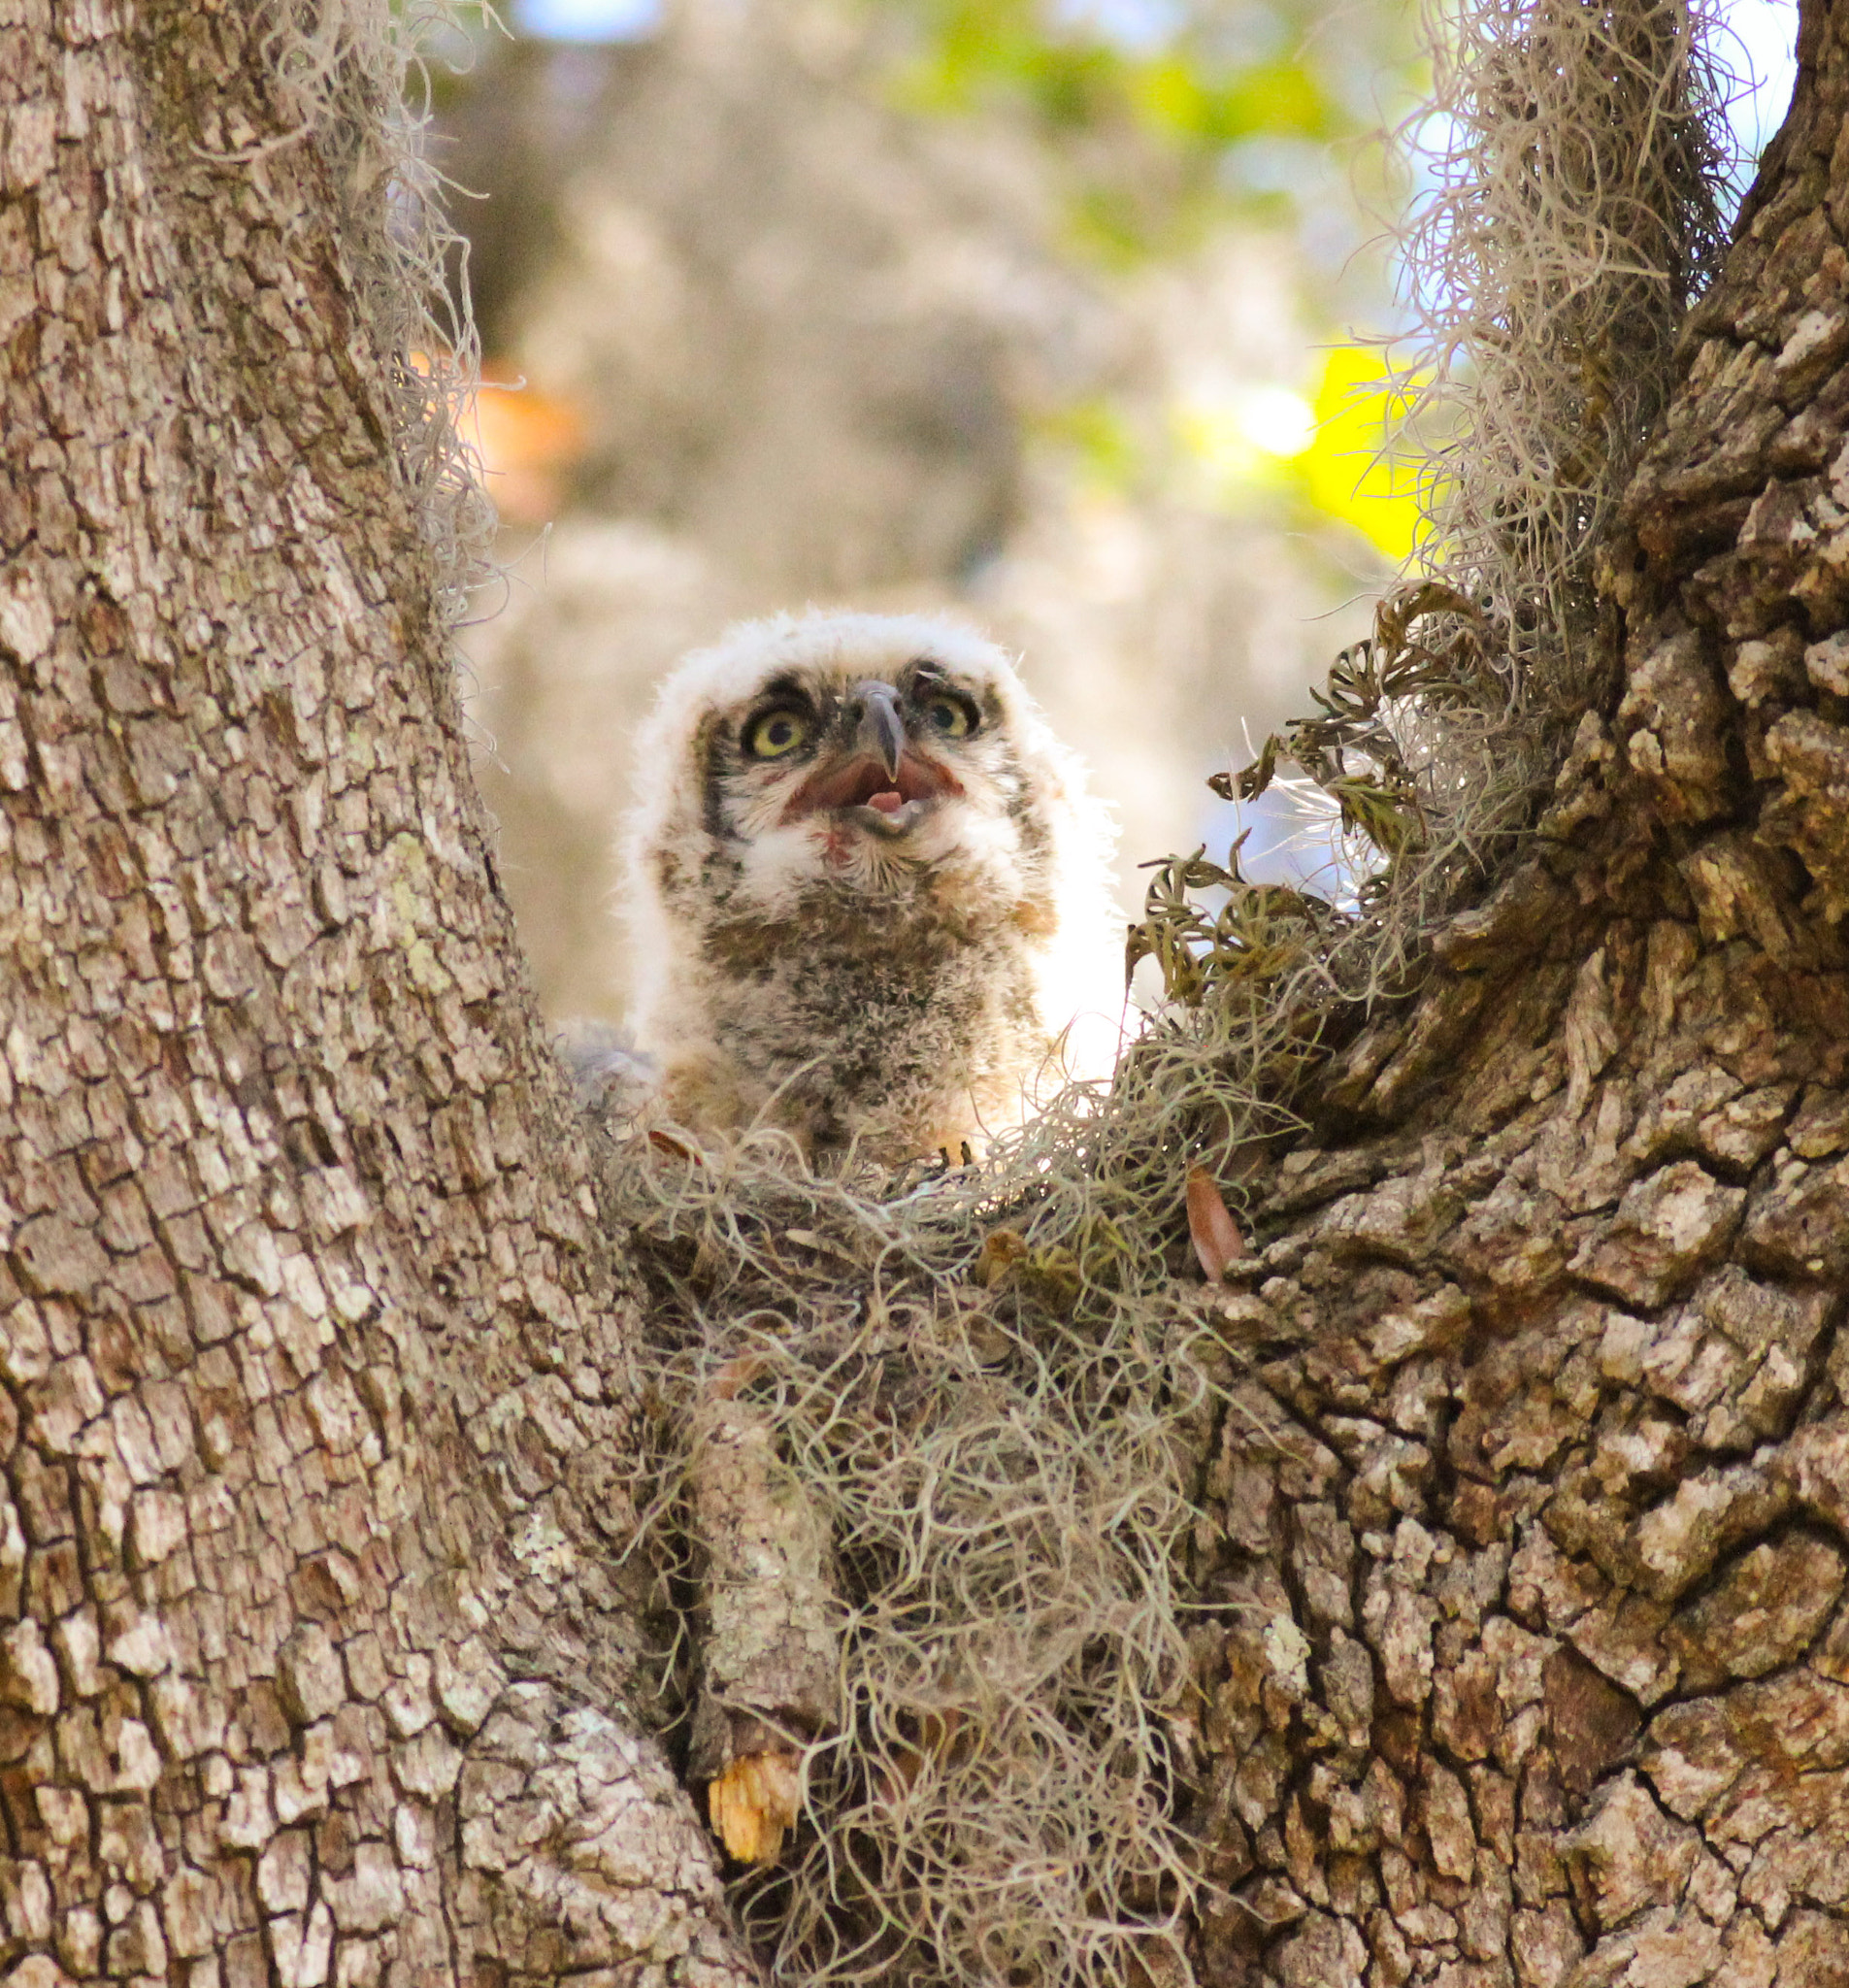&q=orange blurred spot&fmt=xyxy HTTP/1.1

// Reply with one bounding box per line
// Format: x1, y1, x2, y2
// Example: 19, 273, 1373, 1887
708, 1747, 801, 1864
469, 357, 589, 525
